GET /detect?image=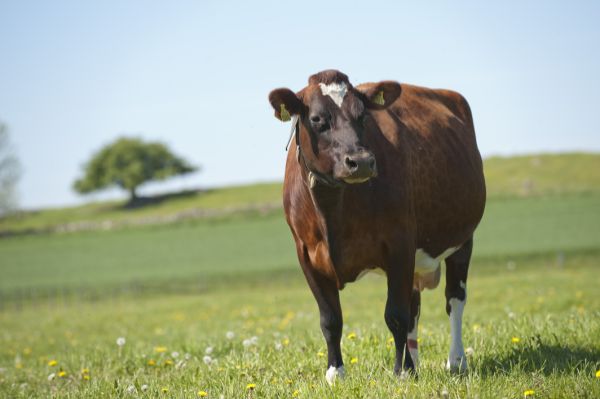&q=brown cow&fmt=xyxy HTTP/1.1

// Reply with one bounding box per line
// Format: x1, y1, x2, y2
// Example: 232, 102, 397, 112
268, 70, 485, 383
